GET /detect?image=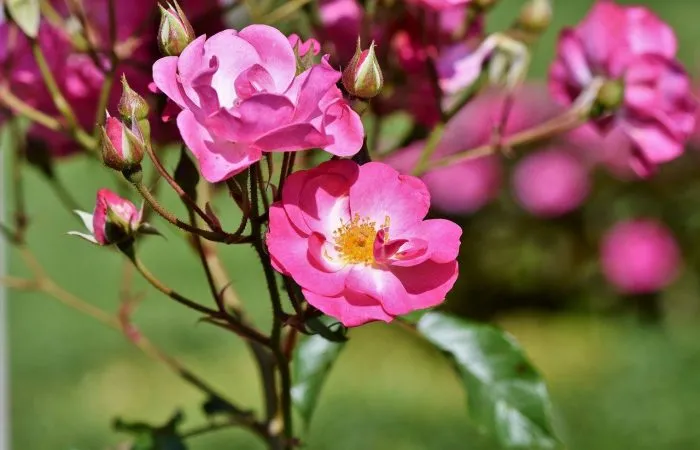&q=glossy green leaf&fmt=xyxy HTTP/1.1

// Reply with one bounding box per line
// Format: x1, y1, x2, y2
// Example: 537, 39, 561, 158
6, 0, 40, 38
291, 332, 346, 426
417, 312, 561, 449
